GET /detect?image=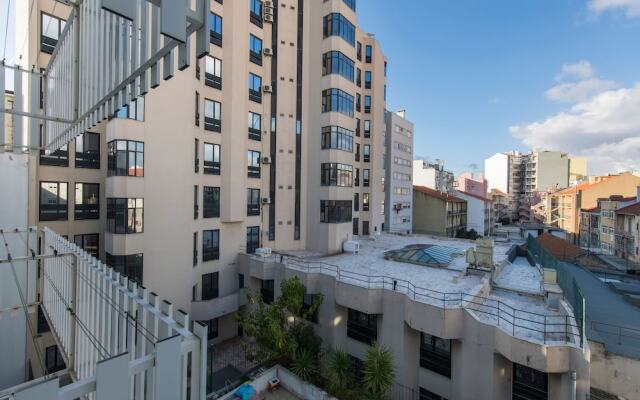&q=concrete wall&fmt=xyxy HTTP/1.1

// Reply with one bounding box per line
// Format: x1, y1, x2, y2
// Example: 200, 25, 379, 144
535, 151, 569, 192
455, 191, 485, 235
413, 191, 446, 236
589, 340, 640, 400
485, 153, 509, 194
385, 111, 414, 233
